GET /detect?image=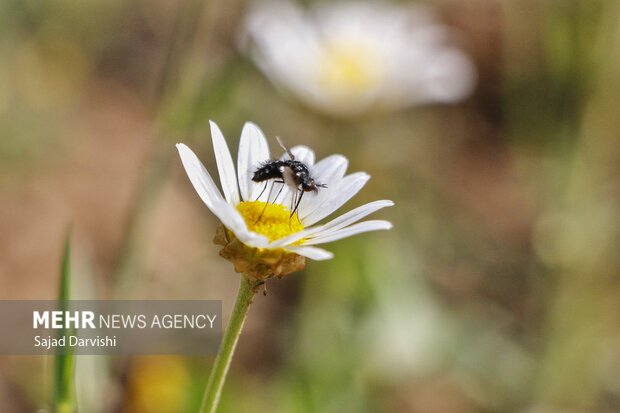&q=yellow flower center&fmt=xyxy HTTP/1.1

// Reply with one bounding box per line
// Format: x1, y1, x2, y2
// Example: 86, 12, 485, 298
236, 201, 304, 242
319, 41, 382, 93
